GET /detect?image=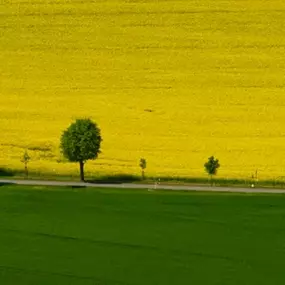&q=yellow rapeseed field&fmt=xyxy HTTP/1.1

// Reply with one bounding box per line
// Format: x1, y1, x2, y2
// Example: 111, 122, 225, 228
1, 0, 285, 179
